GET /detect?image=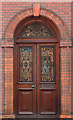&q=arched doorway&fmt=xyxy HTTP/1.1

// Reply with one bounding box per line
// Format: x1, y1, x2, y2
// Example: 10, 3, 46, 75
14, 16, 60, 118
2, 6, 71, 119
